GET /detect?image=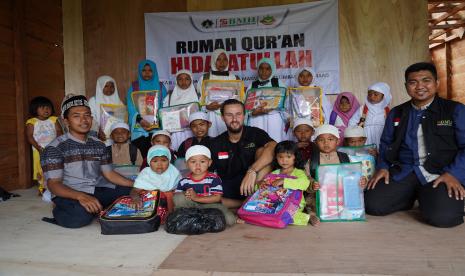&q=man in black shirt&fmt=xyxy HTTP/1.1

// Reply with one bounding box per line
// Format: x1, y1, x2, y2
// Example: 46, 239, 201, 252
210, 99, 277, 208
